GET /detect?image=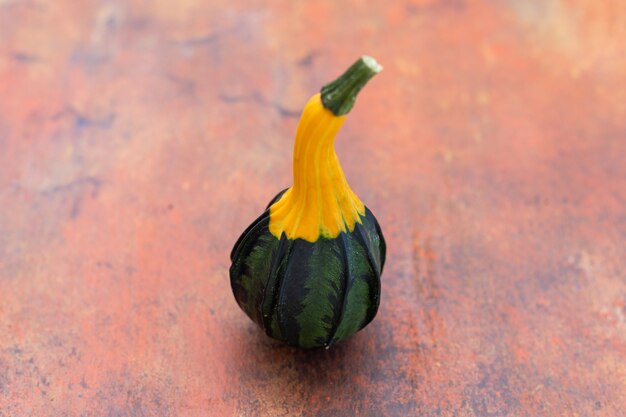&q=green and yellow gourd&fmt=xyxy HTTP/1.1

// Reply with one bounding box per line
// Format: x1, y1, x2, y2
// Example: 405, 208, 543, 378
230, 56, 386, 349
